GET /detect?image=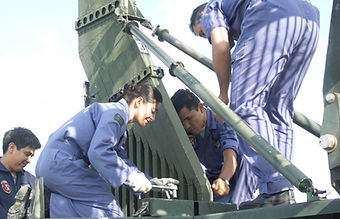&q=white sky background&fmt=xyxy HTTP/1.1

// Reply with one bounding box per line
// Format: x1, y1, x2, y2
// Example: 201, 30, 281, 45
0, 0, 338, 203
